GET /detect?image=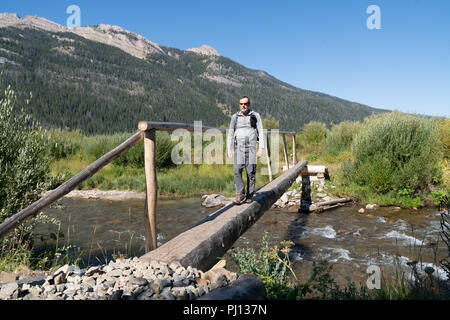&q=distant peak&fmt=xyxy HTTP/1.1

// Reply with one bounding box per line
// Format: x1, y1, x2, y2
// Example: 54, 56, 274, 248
186, 45, 220, 56
0, 13, 21, 26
